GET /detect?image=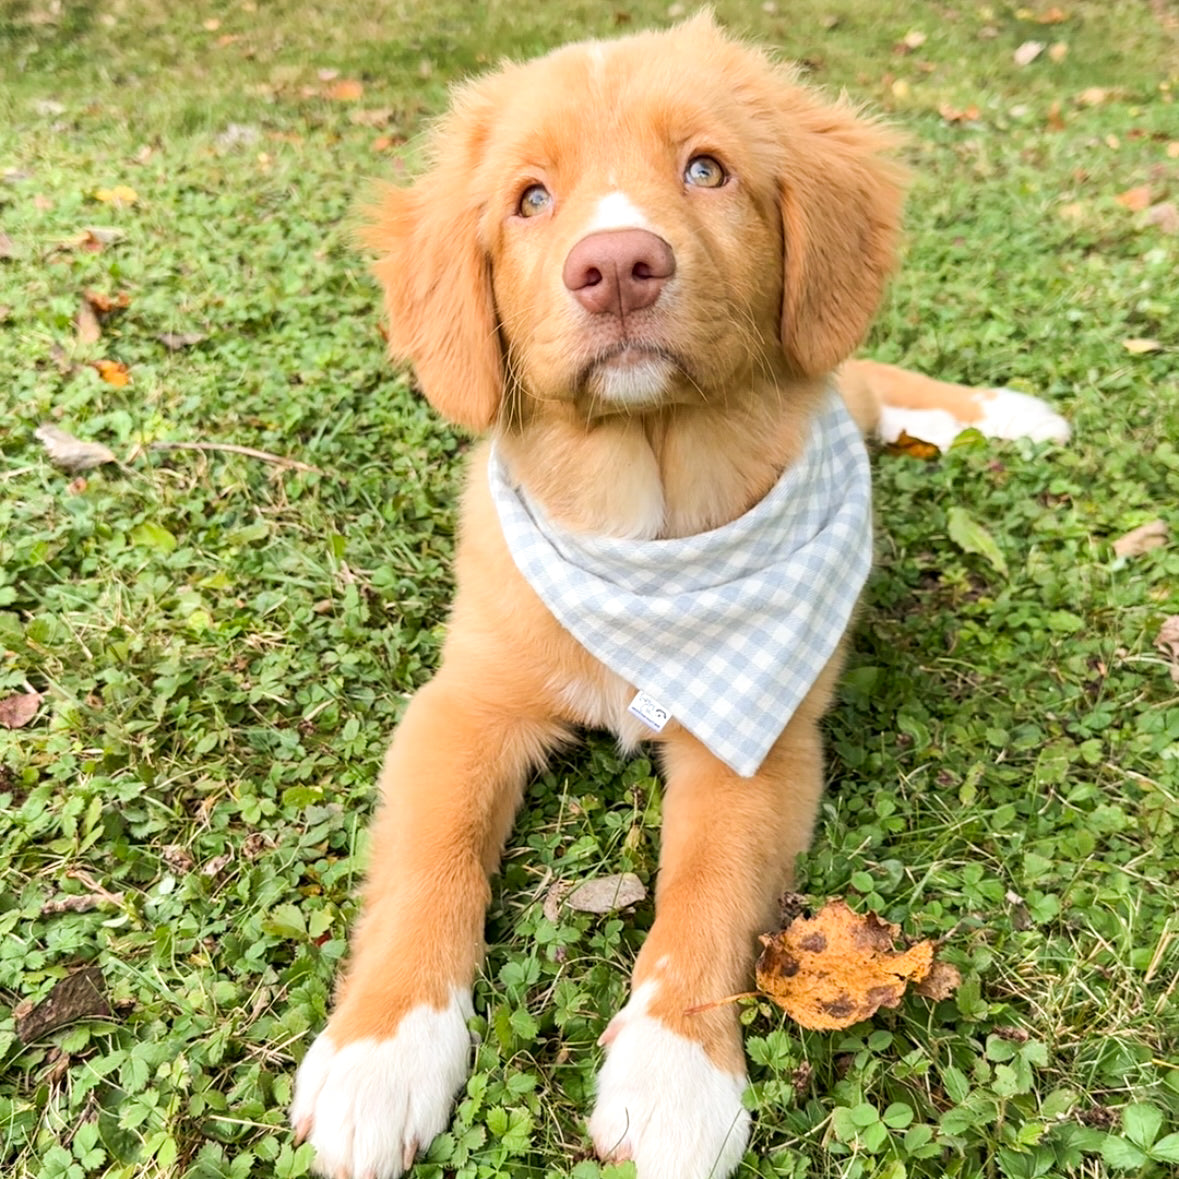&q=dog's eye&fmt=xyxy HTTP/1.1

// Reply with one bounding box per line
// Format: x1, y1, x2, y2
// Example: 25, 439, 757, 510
518, 184, 553, 217
684, 155, 727, 188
